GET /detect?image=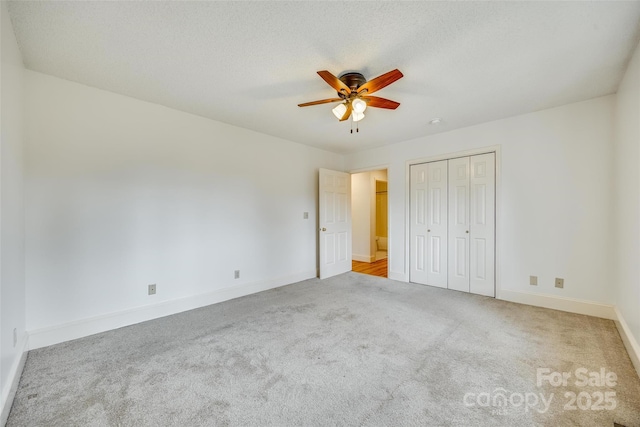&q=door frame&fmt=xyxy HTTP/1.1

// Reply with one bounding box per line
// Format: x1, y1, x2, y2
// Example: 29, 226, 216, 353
349, 164, 391, 278
405, 146, 502, 298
